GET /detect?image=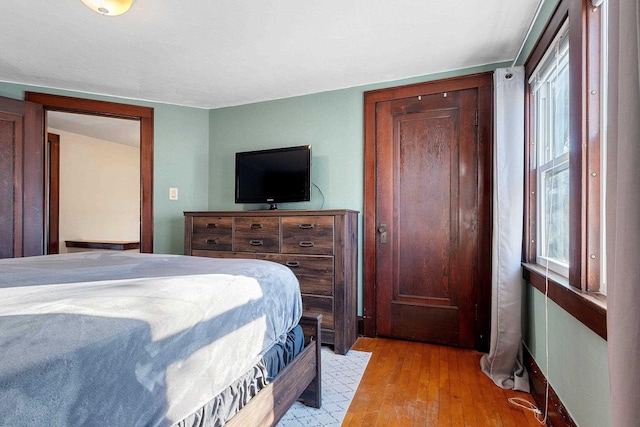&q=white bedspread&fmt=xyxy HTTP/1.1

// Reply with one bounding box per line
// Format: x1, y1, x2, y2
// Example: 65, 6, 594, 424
0, 252, 302, 427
